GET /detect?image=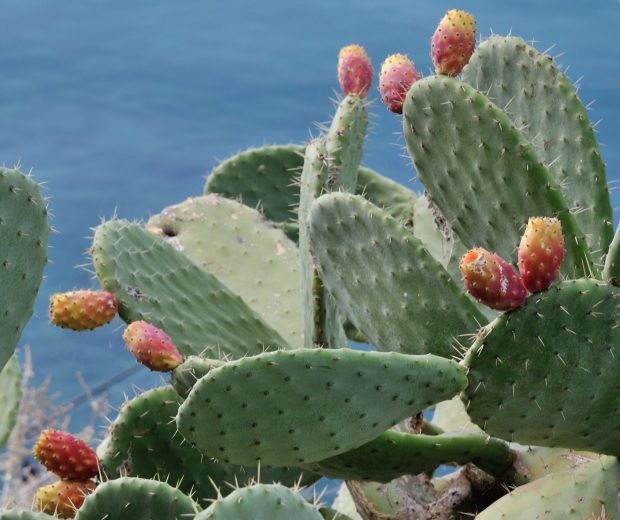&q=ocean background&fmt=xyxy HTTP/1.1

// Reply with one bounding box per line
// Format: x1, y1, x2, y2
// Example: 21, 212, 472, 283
2, 0, 619, 502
